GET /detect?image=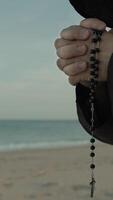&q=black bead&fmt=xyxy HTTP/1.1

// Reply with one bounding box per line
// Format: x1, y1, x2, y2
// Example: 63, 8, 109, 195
90, 81, 97, 86
90, 71, 98, 76
94, 59, 100, 65
89, 99, 94, 104
92, 38, 98, 43
94, 74, 99, 79
90, 145, 95, 150
90, 78, 95, 83
96, 30, 103, 36
90, 95, 94, 100
90, 164, 95, 169
94, 72, 99, 77
90, 138, 95, 143
90, 82, 97, 89
91, 88, 95, 93
97, 37, 101, 42
95, 48, 100, 53
90, 66, 99, 72
90, 152, 95, 157
90, 49, 96, 54
90, 63, 96, 68
89, 92, 94, 97
90, 86, 96, 92
90, 56, 96, 62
